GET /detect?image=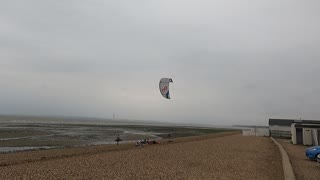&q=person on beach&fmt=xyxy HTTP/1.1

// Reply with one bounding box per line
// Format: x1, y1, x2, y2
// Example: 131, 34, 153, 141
168, 133, 174, 142
115, 134, 122, 145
